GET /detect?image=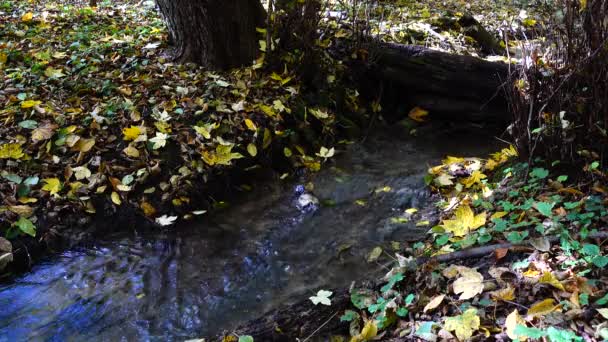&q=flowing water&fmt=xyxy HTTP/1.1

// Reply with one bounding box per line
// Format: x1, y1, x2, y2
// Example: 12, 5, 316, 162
0, 125, 503, 341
